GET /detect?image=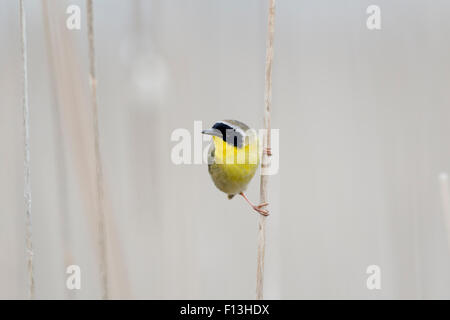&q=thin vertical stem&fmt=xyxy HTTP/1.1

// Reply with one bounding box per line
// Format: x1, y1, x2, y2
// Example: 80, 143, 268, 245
19, 0, 34, 300
41, 0, 75, 299
257, 0, 275, 300
86, 0, 109, 300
